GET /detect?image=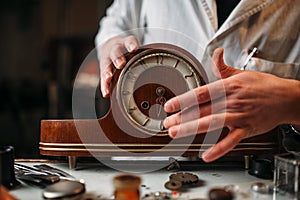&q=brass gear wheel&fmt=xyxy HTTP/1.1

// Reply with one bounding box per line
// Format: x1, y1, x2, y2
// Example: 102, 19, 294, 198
164, 180, 182, 190
169, 172, 199, 185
